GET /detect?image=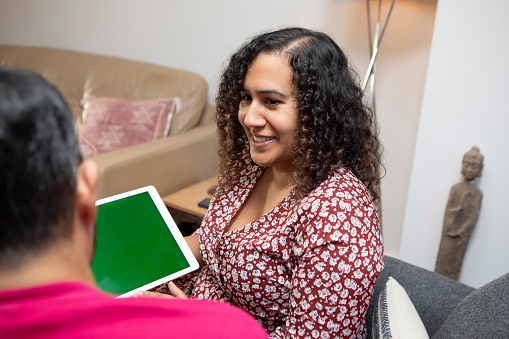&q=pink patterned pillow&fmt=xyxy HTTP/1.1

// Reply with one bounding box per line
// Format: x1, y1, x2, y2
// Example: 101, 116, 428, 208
79, 95, 181, 158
